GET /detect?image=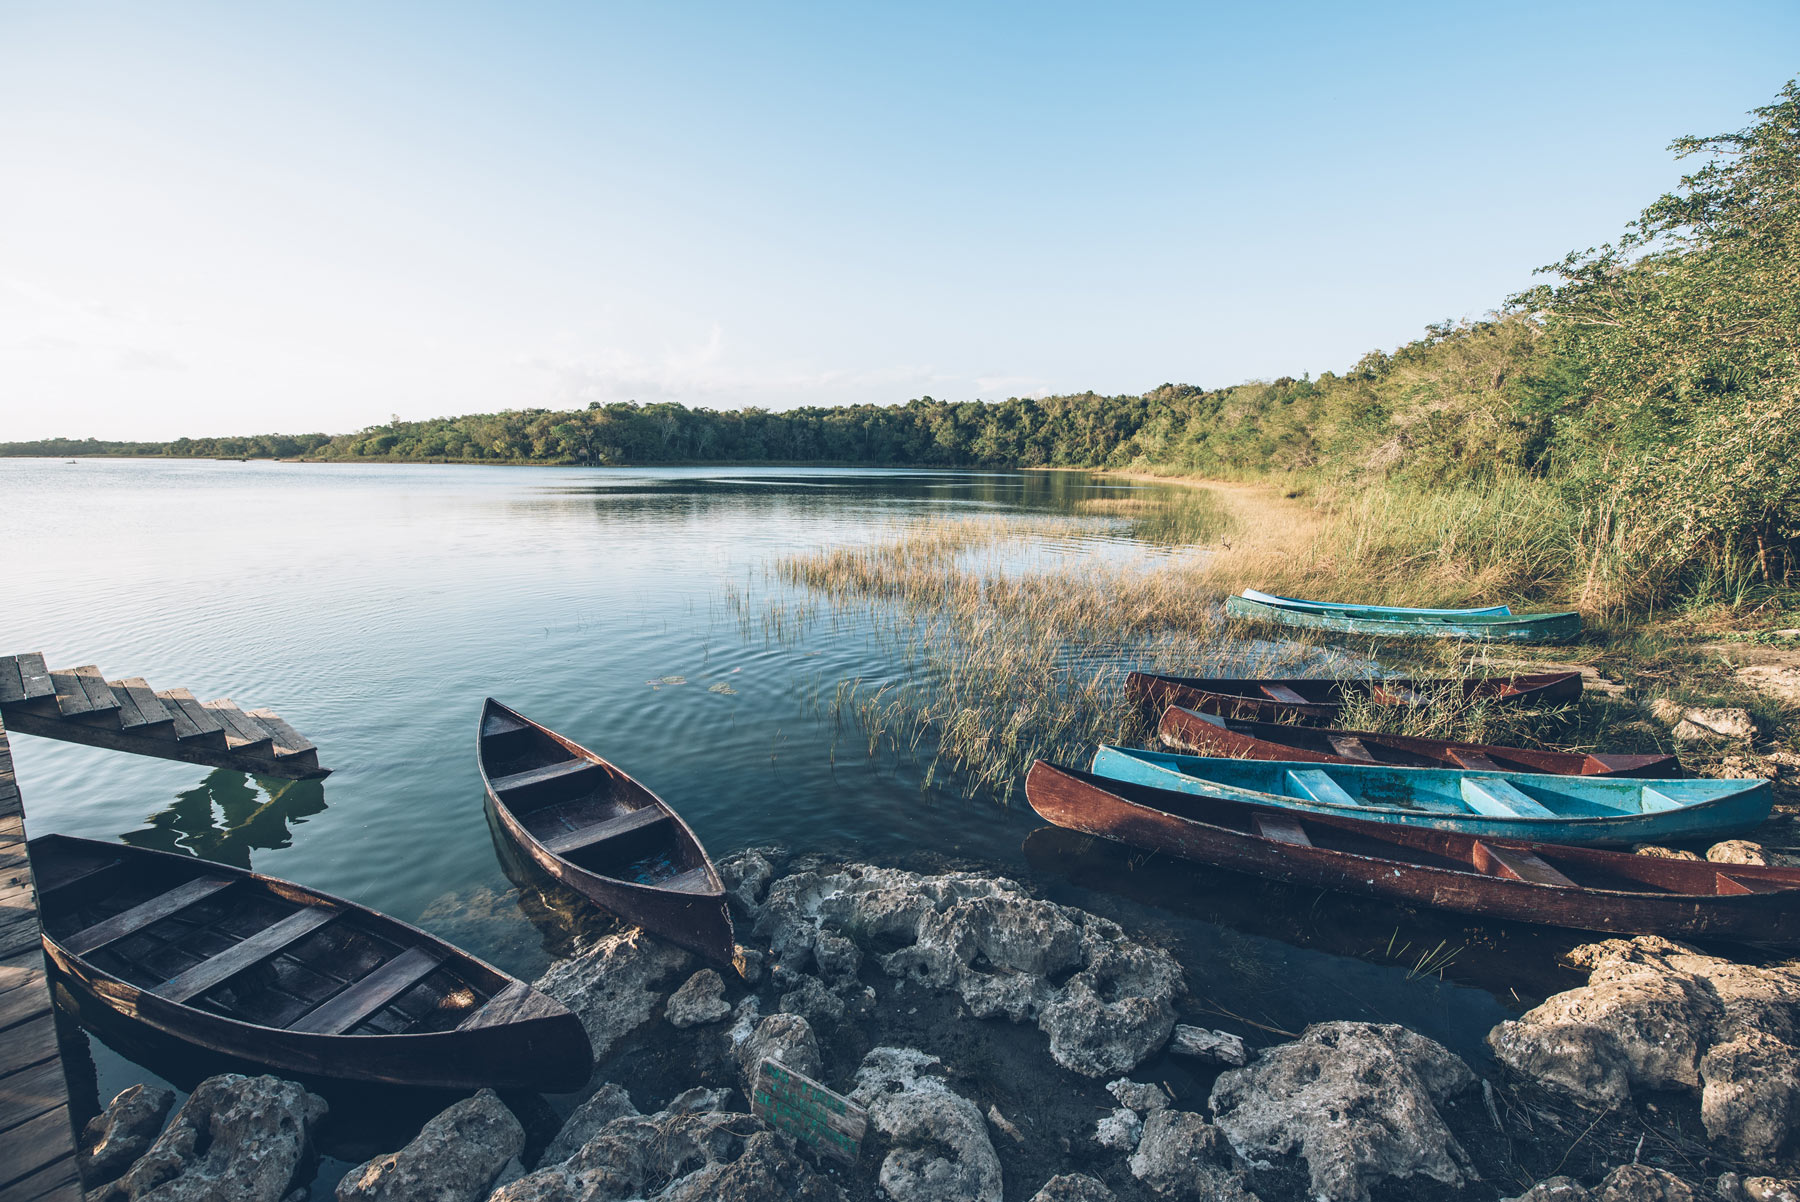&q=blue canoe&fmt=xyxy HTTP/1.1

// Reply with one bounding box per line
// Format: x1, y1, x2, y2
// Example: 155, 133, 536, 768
1225, 594, 1580, 643
1089, 745, 1771, 847
1238, 589, 1513, 617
